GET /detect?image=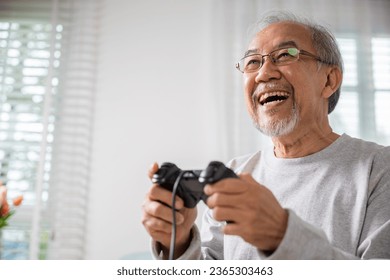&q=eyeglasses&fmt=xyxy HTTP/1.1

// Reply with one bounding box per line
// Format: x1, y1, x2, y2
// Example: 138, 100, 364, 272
235, 47, 327, 73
